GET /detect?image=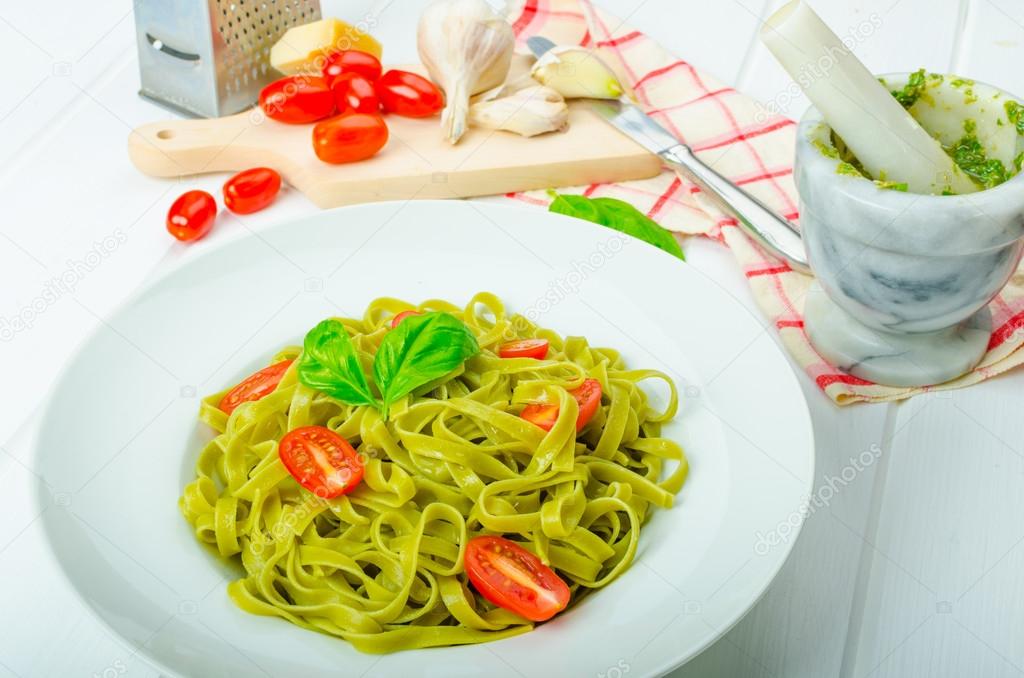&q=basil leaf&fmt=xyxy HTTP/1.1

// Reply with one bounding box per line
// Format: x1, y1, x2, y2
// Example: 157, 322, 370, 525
373, 312, 479, 417
297, 319, 379, 408
548, 192, 685, 261
549, 192, 604, 223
